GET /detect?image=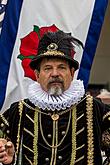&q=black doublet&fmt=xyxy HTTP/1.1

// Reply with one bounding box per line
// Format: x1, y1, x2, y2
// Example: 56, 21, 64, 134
0, 97, 110, 165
